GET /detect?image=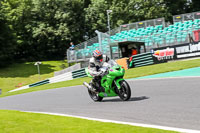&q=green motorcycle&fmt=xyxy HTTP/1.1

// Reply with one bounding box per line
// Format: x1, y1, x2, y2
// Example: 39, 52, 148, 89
83, 60, 131, 102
